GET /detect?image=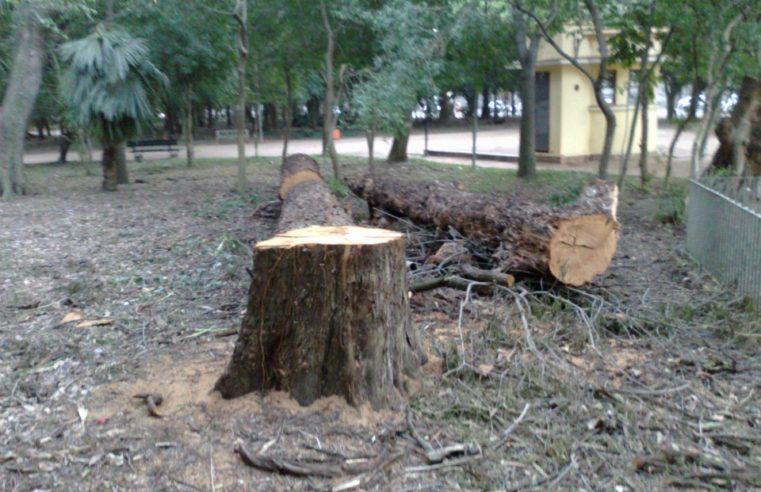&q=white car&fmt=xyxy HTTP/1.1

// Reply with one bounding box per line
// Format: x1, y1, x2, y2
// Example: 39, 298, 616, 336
674, 92, 737, 119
